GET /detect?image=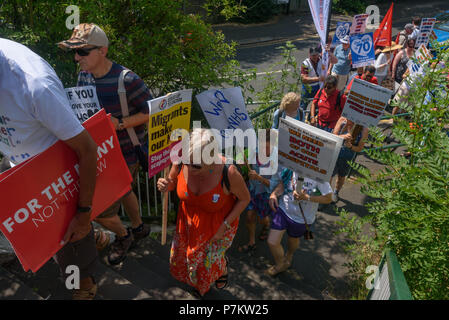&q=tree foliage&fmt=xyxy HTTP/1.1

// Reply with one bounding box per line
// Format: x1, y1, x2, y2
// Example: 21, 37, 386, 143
336, 43, 449, 299
0, 0, 243, 98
